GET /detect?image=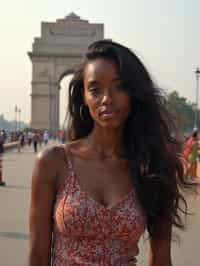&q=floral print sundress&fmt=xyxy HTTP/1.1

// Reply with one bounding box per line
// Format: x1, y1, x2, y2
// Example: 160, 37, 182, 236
52, 145, 146, 265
